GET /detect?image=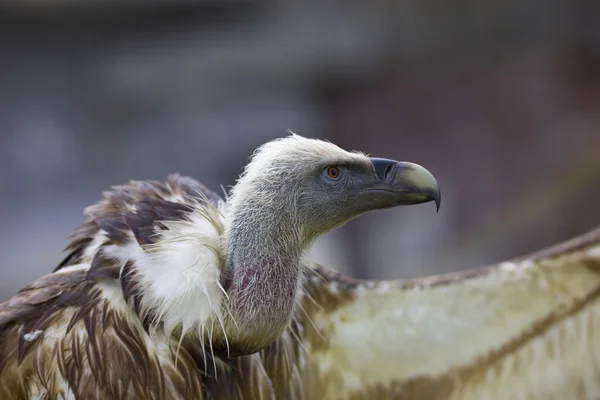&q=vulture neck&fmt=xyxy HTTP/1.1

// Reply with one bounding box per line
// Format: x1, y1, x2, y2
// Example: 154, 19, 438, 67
223, 195, 304, 354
